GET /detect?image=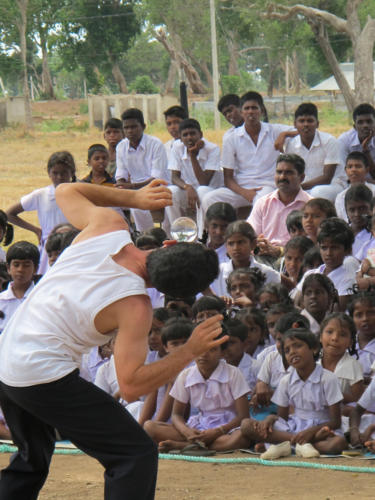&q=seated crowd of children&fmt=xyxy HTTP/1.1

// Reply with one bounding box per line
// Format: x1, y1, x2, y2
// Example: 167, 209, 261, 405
2, 92, 375, 459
